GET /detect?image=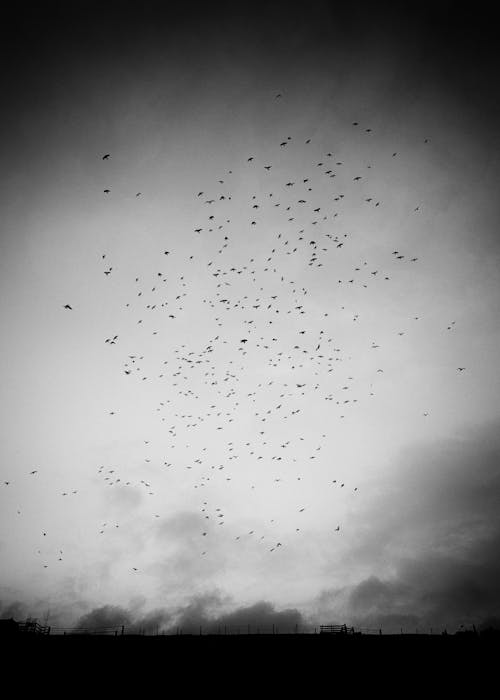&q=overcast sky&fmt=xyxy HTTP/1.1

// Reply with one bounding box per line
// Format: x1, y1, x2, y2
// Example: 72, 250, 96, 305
1, 1, 499, 633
